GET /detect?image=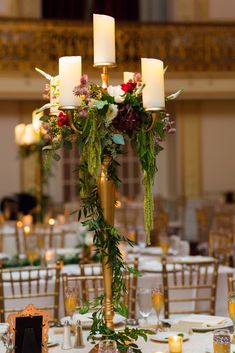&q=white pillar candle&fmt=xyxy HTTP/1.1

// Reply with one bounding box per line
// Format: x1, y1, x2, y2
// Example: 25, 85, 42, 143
59, 56, 82, 107
15, 123, 26, 145
141, 58, 165, 111
123, 71, 134, 82
93, 14, 115, 66
23, 124, 38, 145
